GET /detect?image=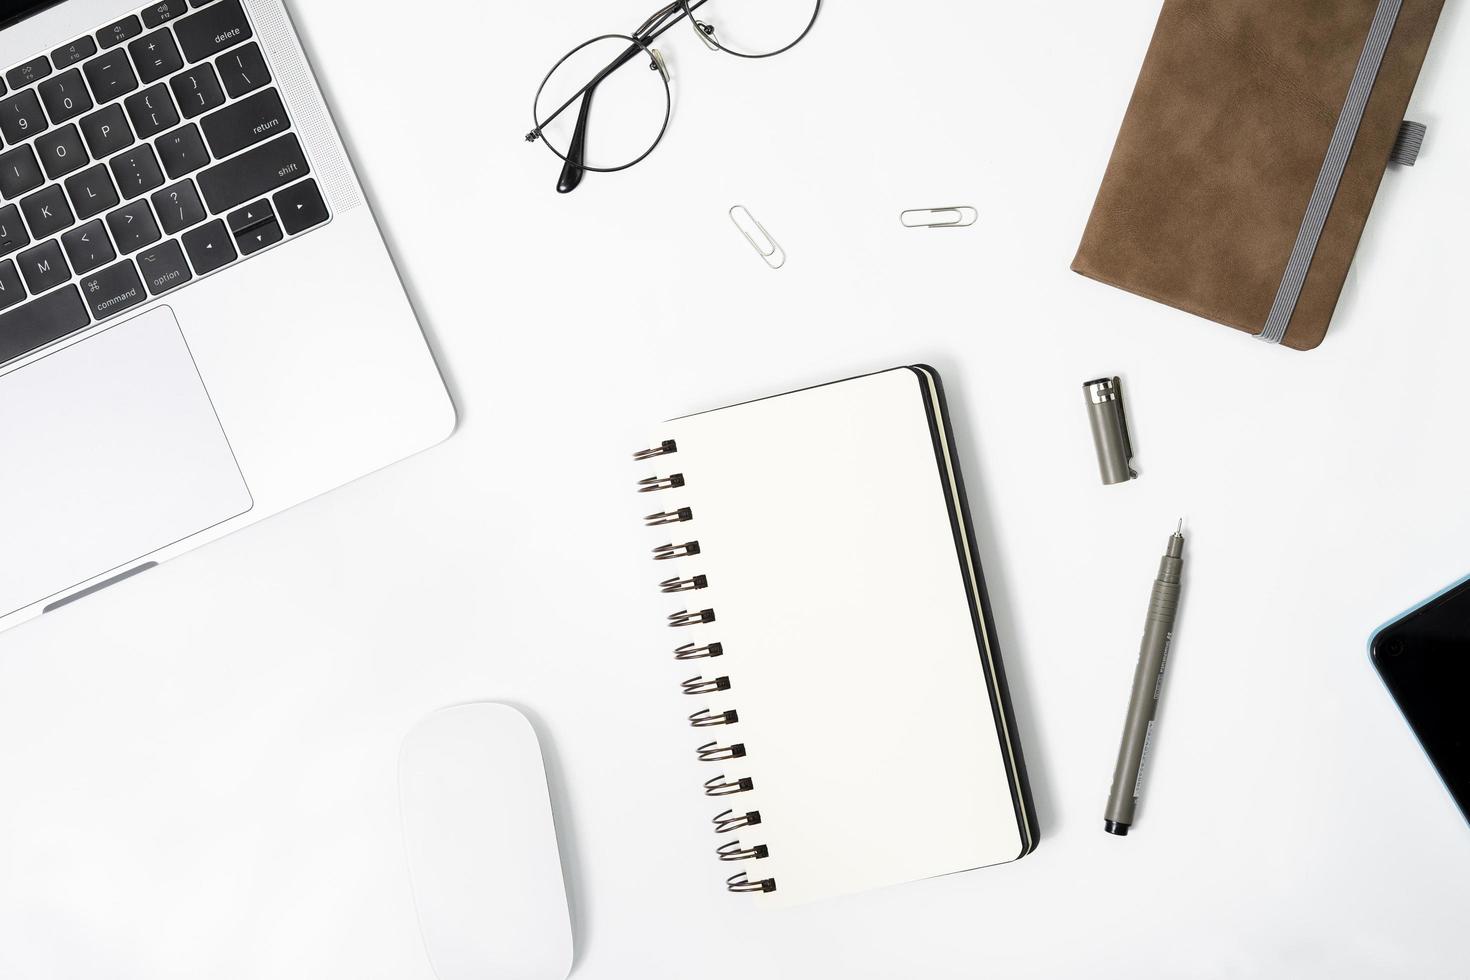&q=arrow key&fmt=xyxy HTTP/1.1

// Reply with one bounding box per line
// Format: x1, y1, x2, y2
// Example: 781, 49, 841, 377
182, 217, 235, 275
227, 198, 273, 235
273, 178, 327, 236
234, 214, 281, 255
